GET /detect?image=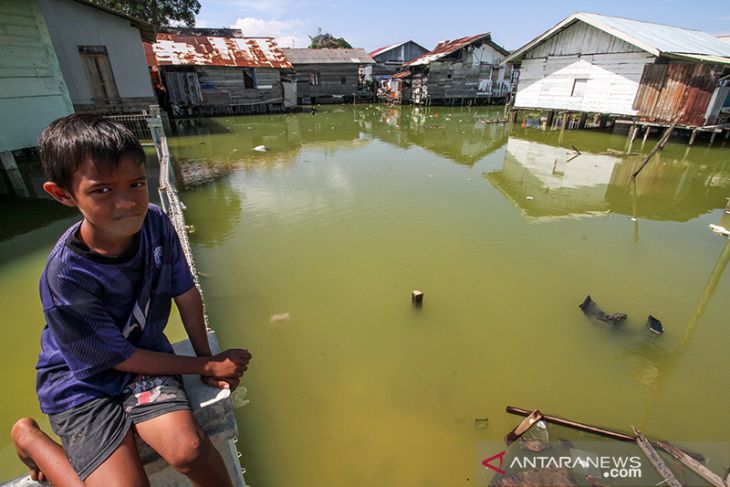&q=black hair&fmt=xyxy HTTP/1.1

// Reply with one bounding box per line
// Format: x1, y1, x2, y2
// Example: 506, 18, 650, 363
37, 114, 146, 192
